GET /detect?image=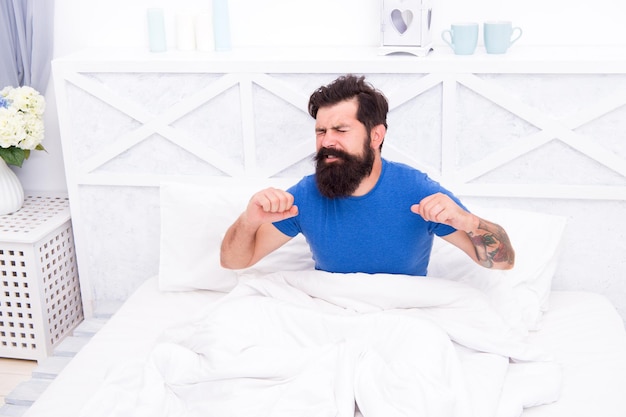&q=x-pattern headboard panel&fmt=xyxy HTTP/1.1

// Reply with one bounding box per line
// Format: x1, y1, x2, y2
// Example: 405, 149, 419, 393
52, 49, 626, 317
